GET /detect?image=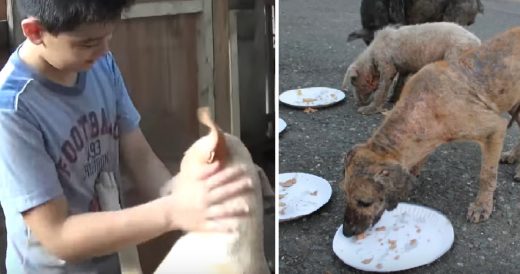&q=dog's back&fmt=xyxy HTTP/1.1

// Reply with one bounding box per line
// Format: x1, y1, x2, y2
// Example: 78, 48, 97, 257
373, 22, 481, 71
391, 27, 520, 130
447, 26, 520, 112
154, 109, 269, 274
